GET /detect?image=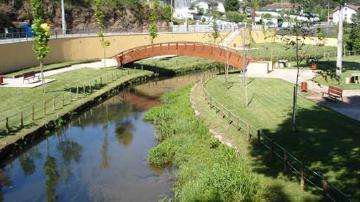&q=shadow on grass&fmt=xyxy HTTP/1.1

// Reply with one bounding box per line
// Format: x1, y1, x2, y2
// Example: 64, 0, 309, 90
316, 60, 360, 72
249, 100, 360, 200
126, 63, 176, 76
0, 123, 37, 137
64, 83, 107, 94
